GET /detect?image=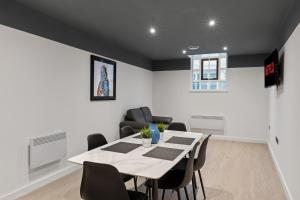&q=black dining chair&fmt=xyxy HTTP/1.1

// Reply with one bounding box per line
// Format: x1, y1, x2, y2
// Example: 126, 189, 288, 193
87, 133, 138, 191
167, 122, 187, 132
87, 133, 108, 151
120, 126, 139, 188
80, 161, 147, 200
173, 134, 211, 199
120, 126, 136, 139
145, 142, 200, 200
